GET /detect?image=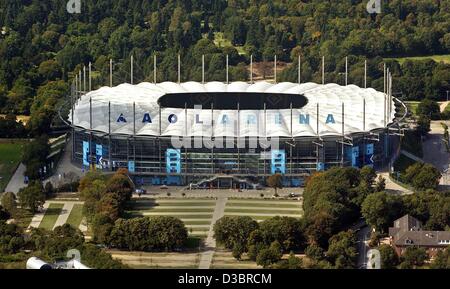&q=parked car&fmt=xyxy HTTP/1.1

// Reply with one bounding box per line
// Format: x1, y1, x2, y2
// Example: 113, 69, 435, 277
135, 188, 147, 195
160, 185, 168, 190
